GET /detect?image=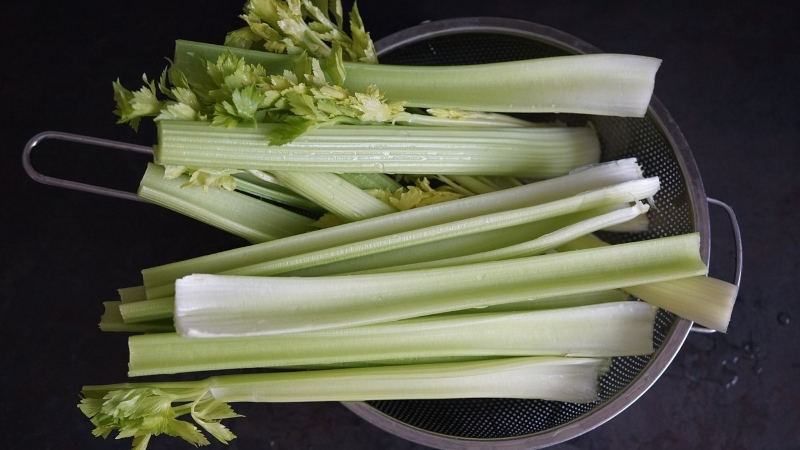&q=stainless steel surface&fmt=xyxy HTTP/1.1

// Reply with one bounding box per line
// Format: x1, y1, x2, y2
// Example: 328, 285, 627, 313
23, 131, 152, 202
